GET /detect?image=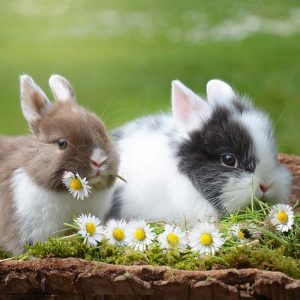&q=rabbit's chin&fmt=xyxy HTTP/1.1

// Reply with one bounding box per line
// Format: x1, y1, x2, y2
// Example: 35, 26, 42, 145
89, 174, 115, 190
